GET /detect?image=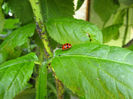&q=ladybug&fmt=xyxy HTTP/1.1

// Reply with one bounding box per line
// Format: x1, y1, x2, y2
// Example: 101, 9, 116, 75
62, 43, 72, 50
